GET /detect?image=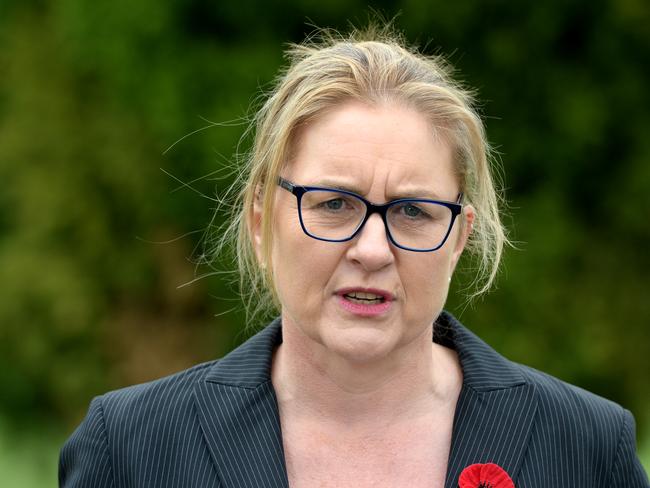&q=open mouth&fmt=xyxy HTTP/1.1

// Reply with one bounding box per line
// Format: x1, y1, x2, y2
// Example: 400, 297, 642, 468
336, 288, 393, 316
343, 292, 386, 305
